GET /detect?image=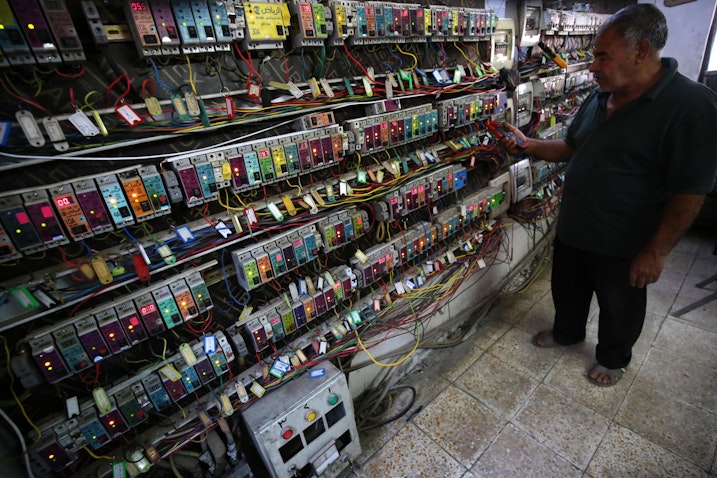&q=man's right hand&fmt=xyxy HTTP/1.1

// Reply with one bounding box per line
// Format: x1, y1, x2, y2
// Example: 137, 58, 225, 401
498, 122, 530, 155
